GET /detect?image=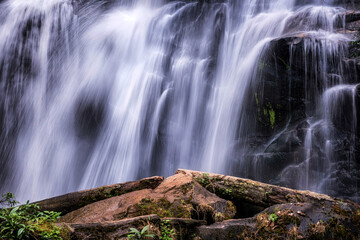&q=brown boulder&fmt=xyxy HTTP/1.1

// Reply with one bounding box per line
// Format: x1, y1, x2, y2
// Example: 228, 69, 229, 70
177, 169, 338, 217
53, 169, 360, 240
61, 215, 205, 240
34, 176, 164, 215
60, 173, 236, 224
197, 201, 360, 240
64, 214, 161, 240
